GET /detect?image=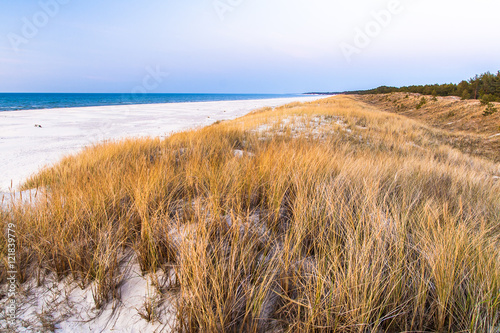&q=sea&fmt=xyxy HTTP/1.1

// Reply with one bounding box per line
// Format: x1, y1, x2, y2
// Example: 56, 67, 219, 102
0, 93, 305, 112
